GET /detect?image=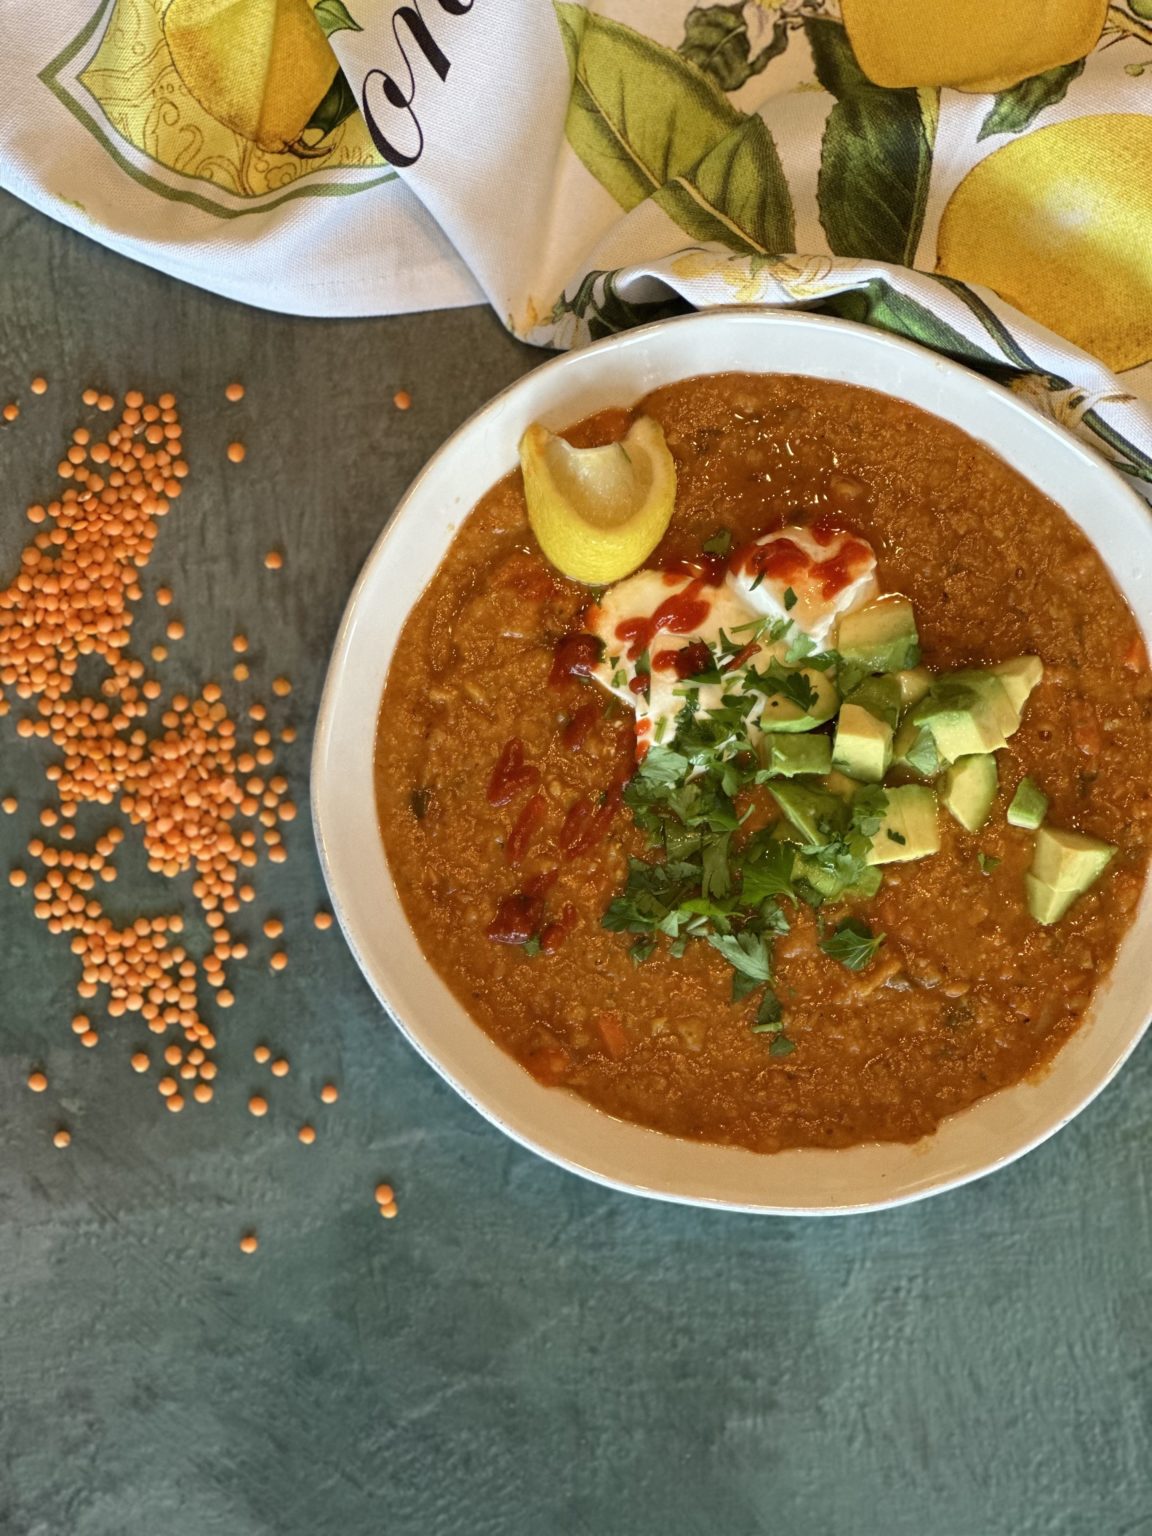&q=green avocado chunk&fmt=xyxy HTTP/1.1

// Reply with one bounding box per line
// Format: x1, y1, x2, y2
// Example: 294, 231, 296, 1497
832, 703, 894, 783
891, 717, 941, 781
990, 655, 1044, 713
836, 596, 920, 673
755, 666, 839, 734
767, 781, 846, 849
846, 674, 903, 730
763, 733, 833, 778
1031, 825, 1117, 893
1007, 776, 1048, 830
910, 672, 1018, 761
894, 666, 933, 709
824, 769, 863, 802
1024, 875, 1078, 925
865, 784, 940, 866
941, 754, 998, 833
